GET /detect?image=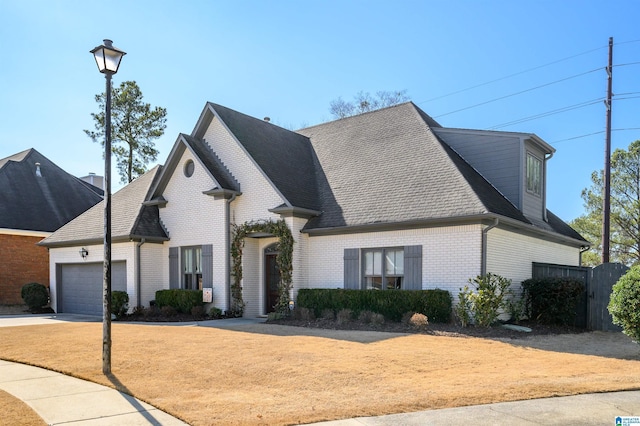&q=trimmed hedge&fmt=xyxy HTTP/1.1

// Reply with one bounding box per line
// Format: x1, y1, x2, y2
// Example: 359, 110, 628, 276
155, 289, 203, 314
521, 277, 585, 325
296, 289, 452, 323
